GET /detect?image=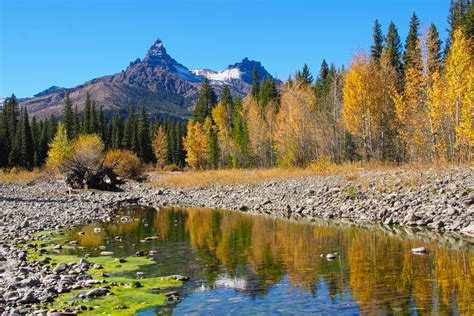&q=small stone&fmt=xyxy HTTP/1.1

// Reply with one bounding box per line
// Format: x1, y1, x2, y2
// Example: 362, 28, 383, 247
85, 287, 108, 298
99, 251, 114, 256
171, 275, 189, 281
53, 263, 68, 274
326, 253, 337, 260
411, 247, 427, 254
